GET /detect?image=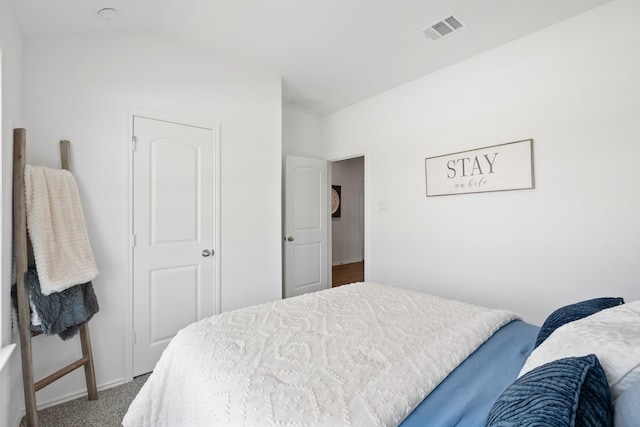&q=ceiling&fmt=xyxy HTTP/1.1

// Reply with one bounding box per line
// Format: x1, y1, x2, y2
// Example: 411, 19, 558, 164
10, 0, 614, 116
